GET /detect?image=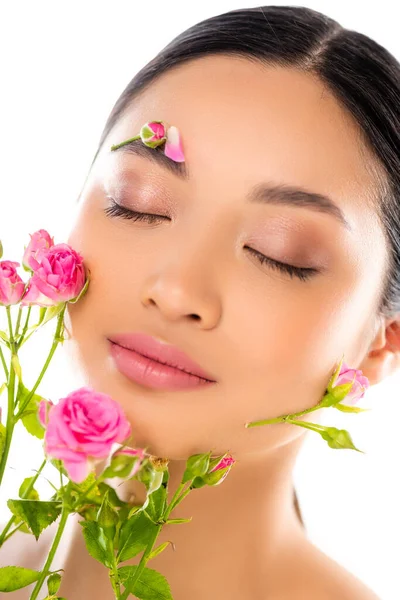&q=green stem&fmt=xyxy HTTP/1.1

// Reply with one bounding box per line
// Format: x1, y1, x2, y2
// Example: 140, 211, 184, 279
0, 308, 16, 487
15, 306, 32, 350
1, 522, 24, 542
245, 401, 323, 428
0, 458, 47, 546
111, 135, 141, 151
29, 505, 70, 600
109, 541, 122, 599
285, 418, 327, 434
0, 345, 9, 380
120, 523, 163, 600
14, 306, 23, 339
15, 306, 66, 419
